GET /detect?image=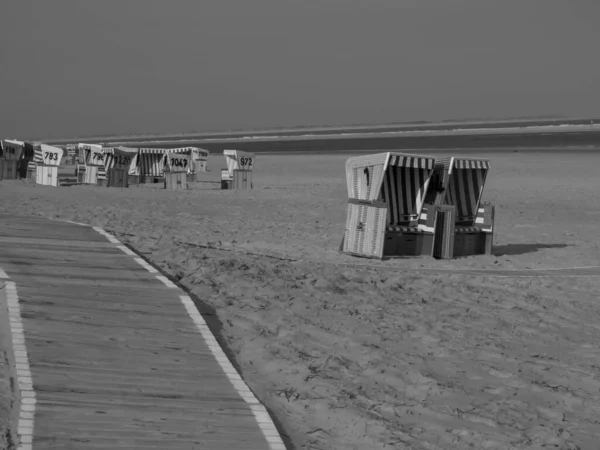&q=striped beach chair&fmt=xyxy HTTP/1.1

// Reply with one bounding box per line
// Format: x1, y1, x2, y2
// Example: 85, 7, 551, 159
75, 143, 105, 184
341, 152, 437, 259
137, 148, 194, 183
424, 156, 494, 258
